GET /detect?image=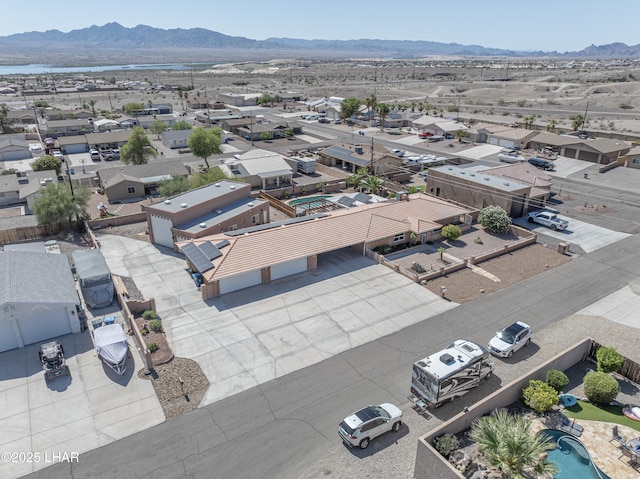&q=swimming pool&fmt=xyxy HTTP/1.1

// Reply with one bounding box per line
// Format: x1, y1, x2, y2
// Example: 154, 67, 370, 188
538, 429, 610, 479
288, 195, 332, 207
